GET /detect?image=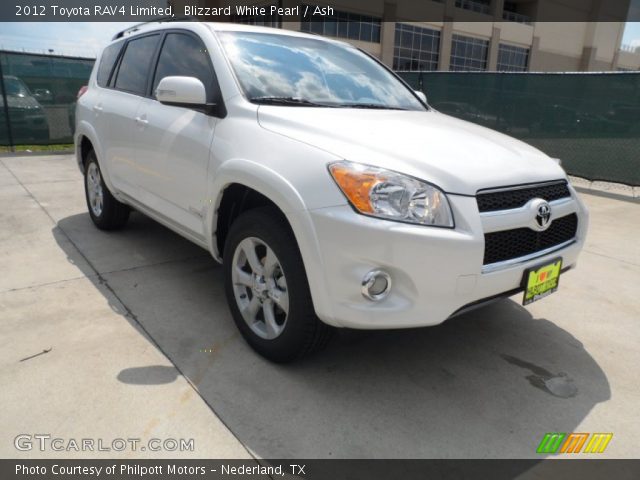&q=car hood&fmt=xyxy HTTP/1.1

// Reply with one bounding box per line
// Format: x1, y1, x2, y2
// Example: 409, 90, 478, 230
257, 107, 566, 195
